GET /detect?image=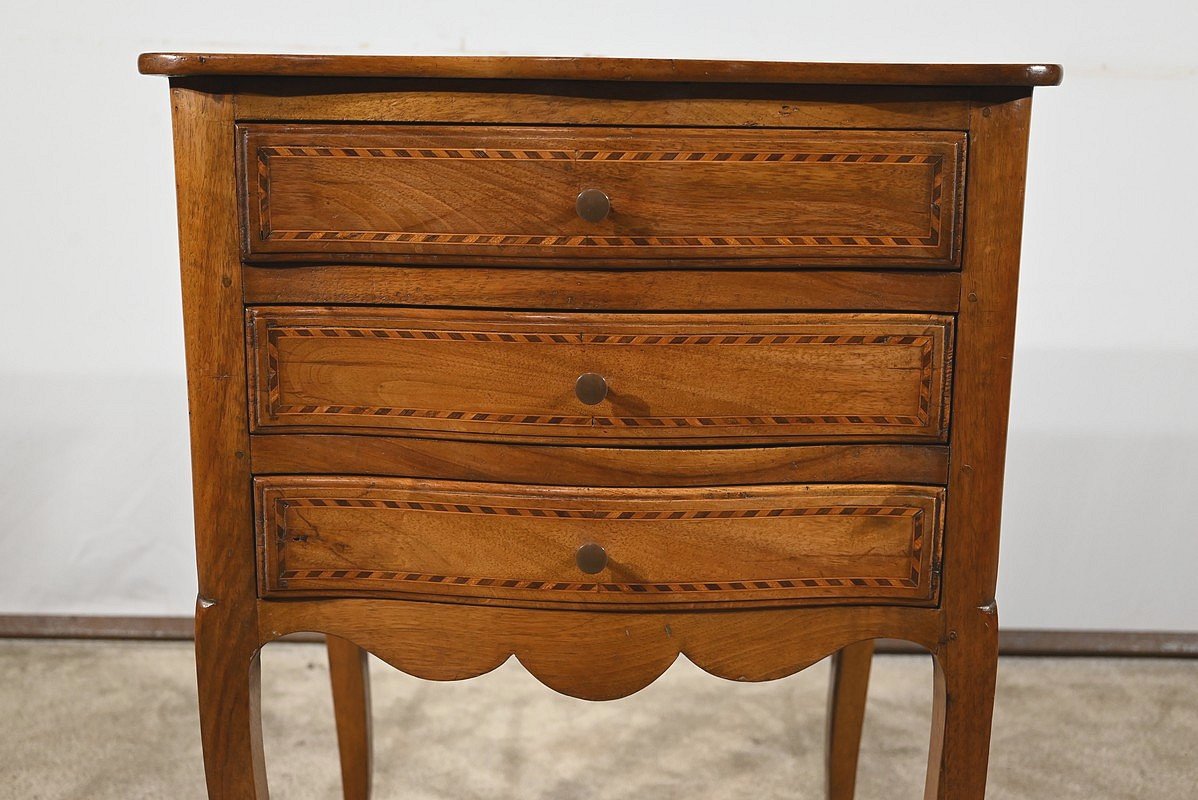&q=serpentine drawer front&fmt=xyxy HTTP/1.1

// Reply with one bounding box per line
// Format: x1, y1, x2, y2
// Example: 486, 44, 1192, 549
256, 478, 944, 607
239, 124, 965, 266
248, 308, 953, 443
143, 52, 1058, 800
